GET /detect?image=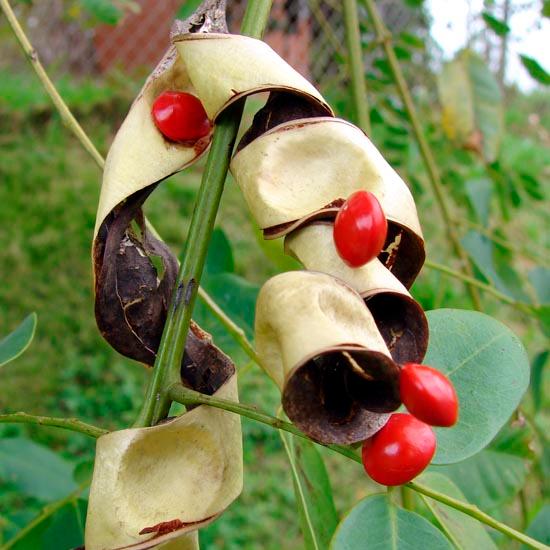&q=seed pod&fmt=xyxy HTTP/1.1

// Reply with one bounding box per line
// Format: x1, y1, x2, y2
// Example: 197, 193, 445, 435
85, 373, 242, 550
172, 33, 331, 121
285, 222, 428, 364
231, 118, 425, 287
255, 271, 400, 444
